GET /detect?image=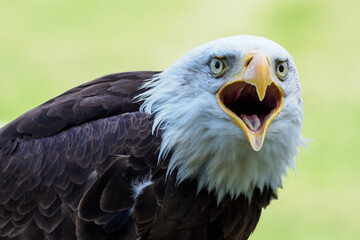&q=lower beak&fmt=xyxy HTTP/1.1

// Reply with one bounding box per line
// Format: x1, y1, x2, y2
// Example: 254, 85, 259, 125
216, 50, 284, 151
